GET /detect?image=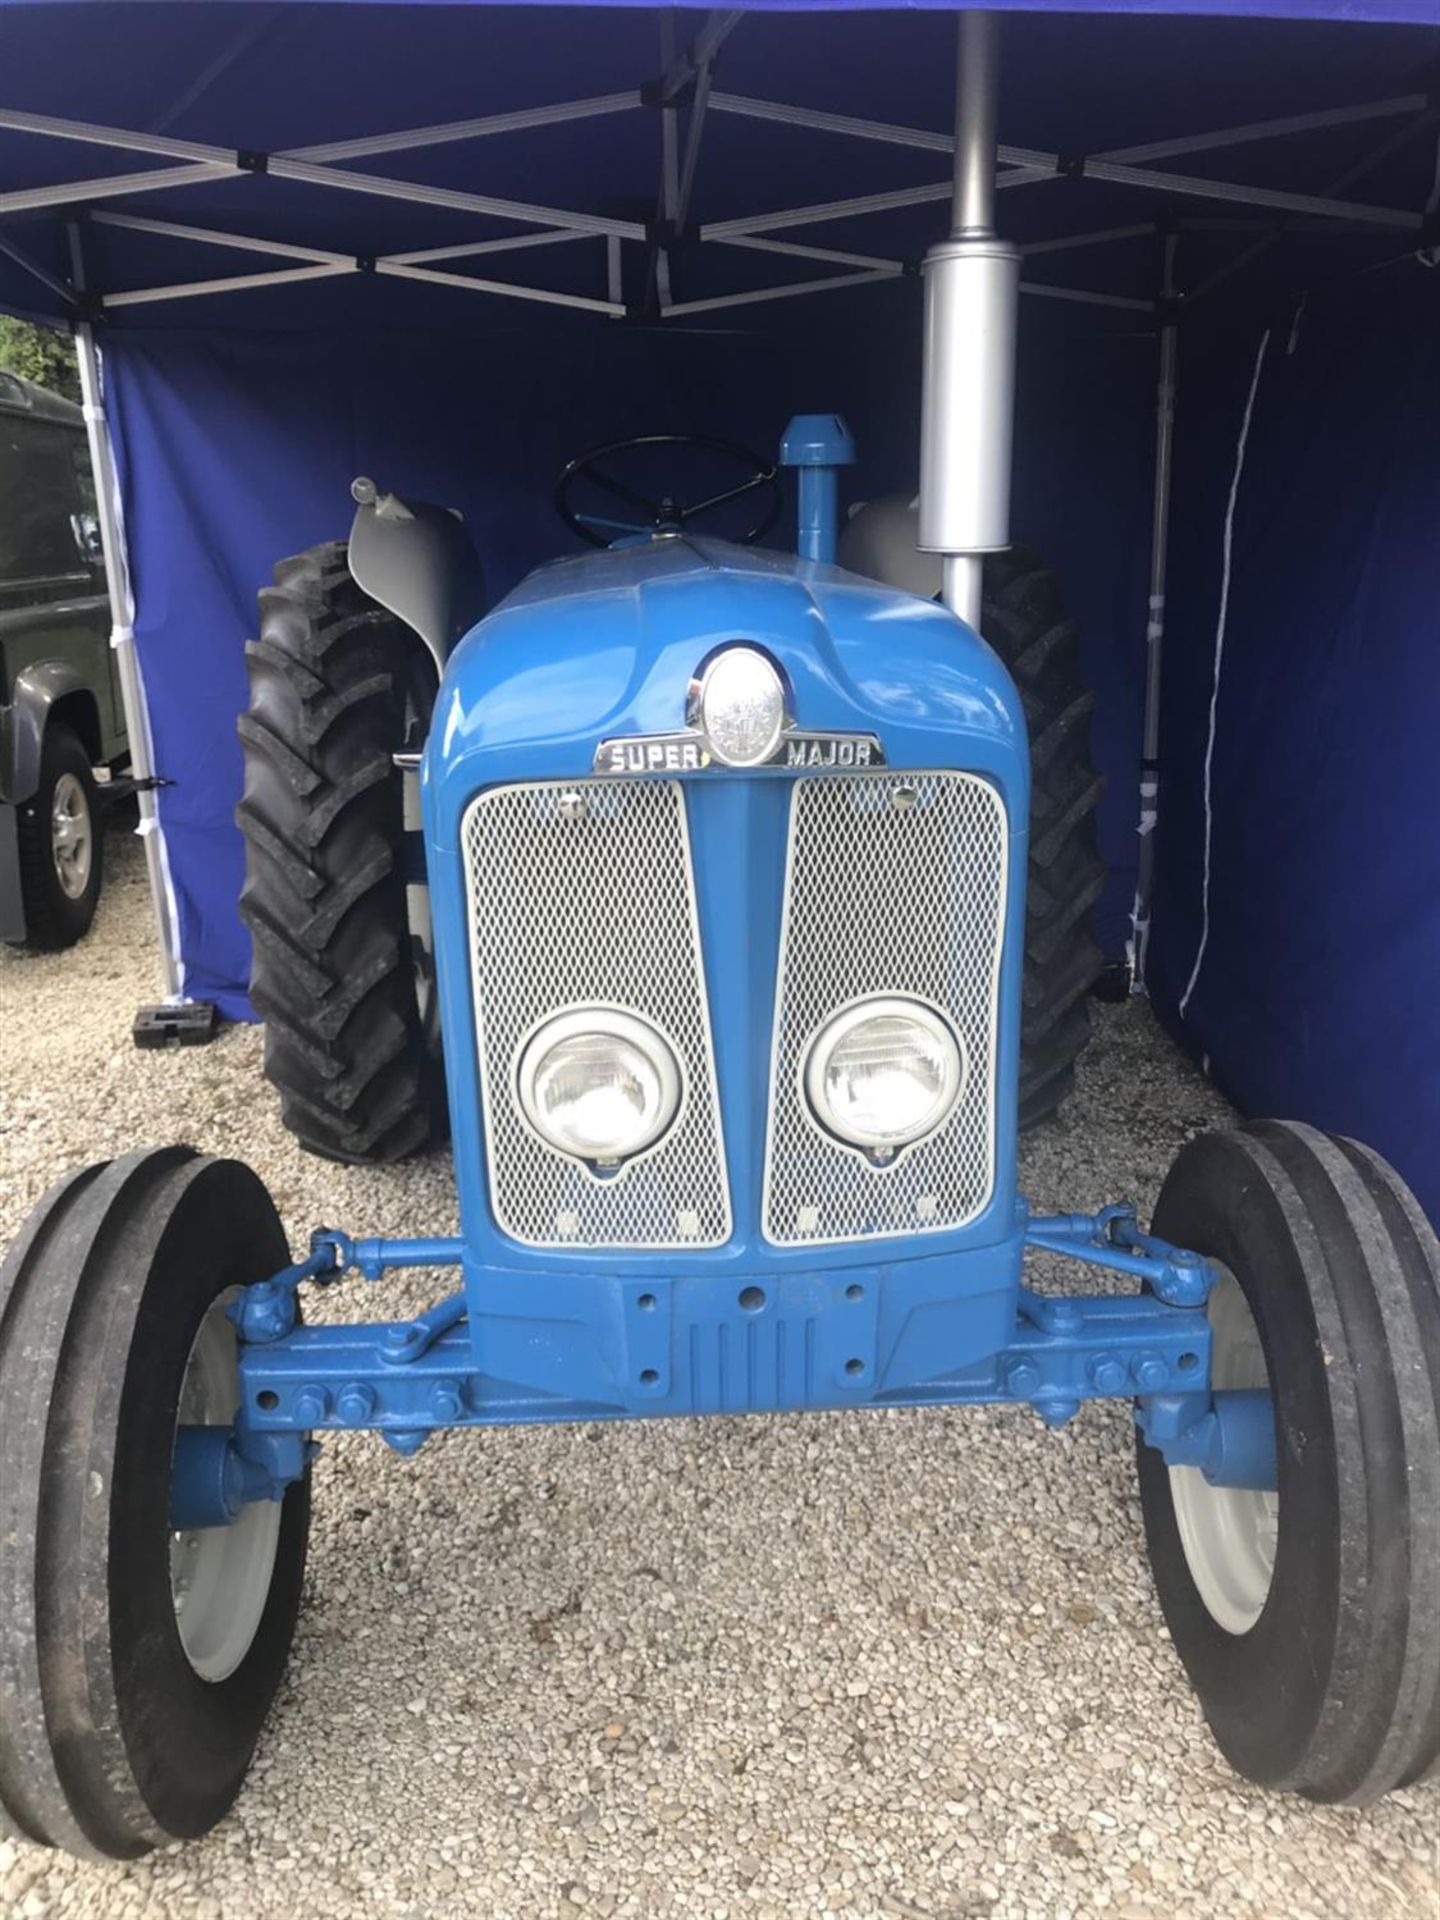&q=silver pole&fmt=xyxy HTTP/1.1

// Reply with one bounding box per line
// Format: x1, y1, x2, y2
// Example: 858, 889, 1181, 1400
919, 11, 1018, 632
951, 11, 998, 239
1129, 230, 1180, 993
68, 230, 184, 1001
